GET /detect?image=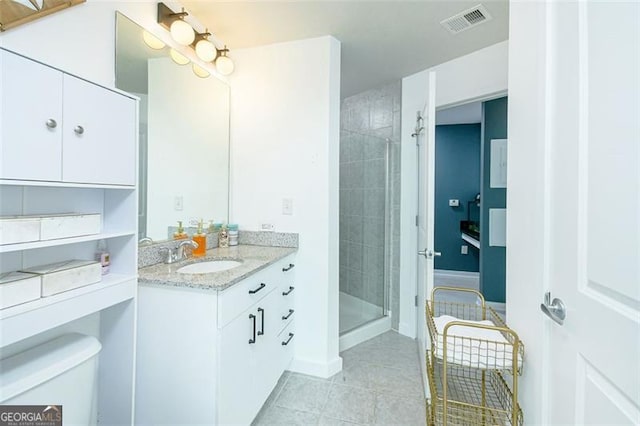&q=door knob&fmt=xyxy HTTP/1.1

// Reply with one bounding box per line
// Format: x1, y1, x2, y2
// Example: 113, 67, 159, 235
418, 249, 441, 259
540, 292, 566, 325
45, 118, 57, 129
74, 125, 85, 135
